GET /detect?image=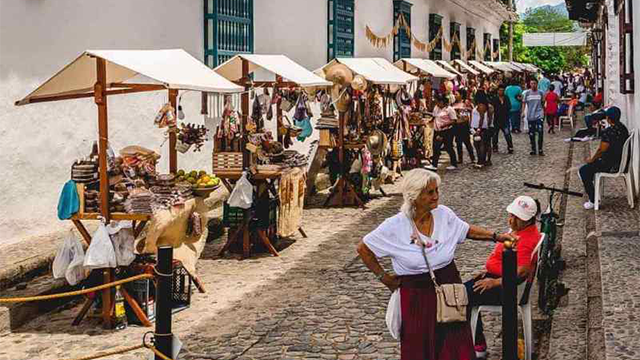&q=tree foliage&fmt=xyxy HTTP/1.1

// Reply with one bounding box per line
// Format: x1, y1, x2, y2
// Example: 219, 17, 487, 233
500, 7, 590, 74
